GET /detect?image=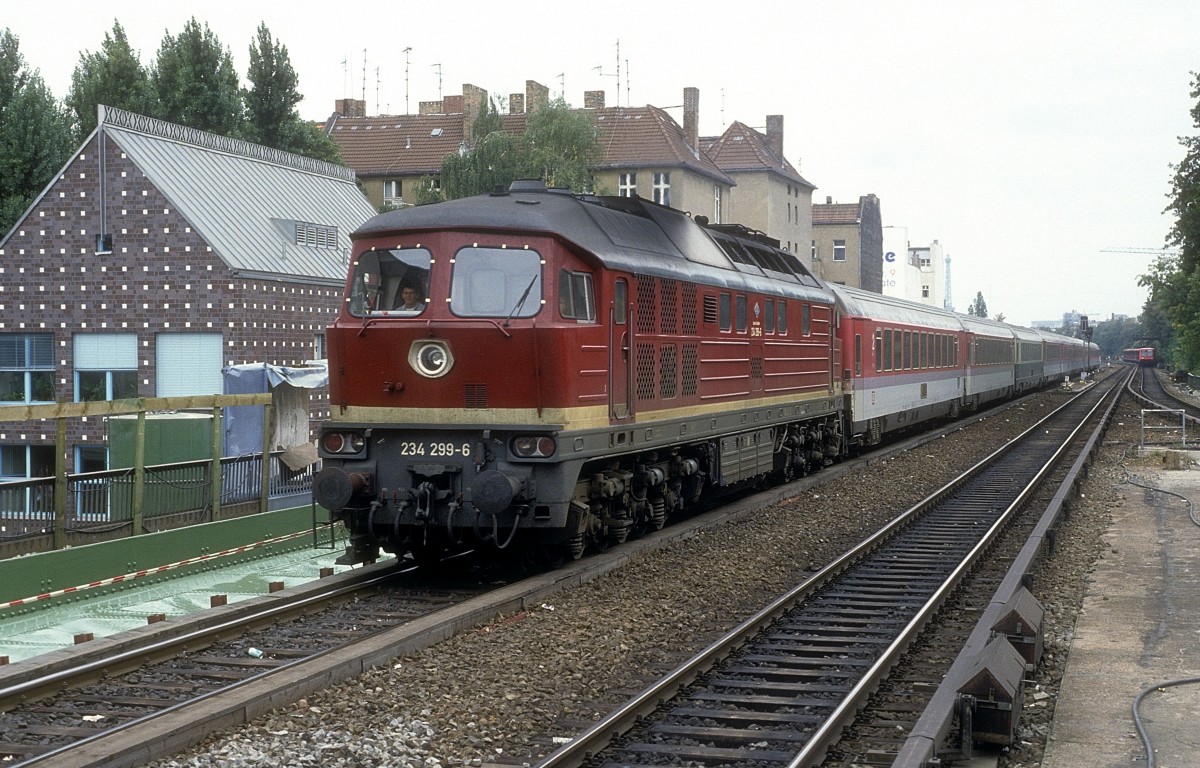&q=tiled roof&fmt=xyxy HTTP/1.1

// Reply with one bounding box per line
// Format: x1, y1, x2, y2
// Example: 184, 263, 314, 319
591, 106, 734, 185
702, 121, 814, 188
812, 202, 863, 225
329, 103, 733, 185
100, 106, 376, 281
329, 112, 527, 176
